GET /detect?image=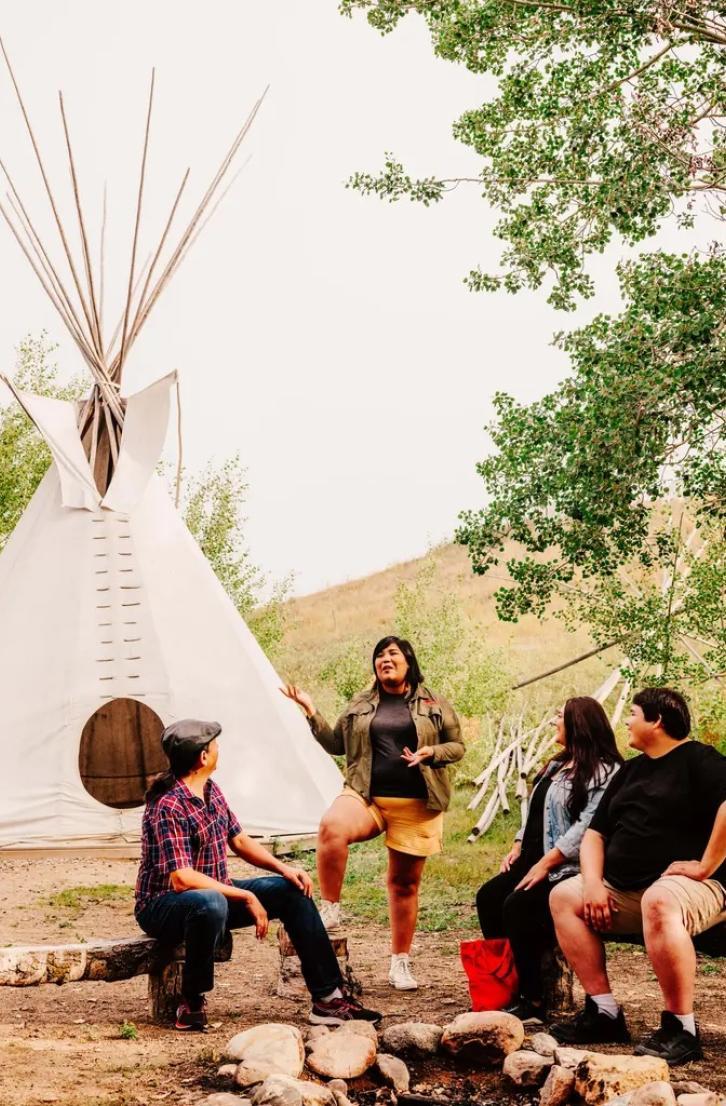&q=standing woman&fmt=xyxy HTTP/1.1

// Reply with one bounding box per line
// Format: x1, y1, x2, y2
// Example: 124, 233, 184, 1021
283, 636, 464, 991
475, 697, 623, 1022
